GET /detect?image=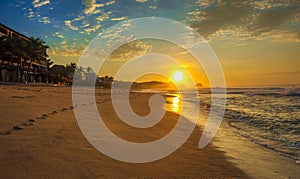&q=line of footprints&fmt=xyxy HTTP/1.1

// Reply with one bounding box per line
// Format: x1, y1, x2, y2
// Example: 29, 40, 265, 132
0, 99, 110, 135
